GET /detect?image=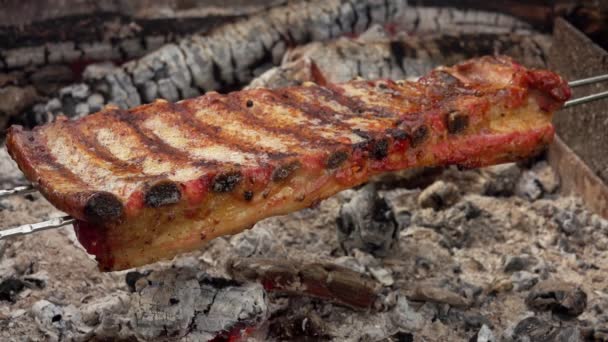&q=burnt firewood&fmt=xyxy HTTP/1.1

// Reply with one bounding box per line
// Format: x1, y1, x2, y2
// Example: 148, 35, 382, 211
0, 0, 292, 70
249, 28, 551, 90
525, 280, 587, 319
228, 257, 383, 310
337, 183, 400, 257
13, 0, 402, 128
